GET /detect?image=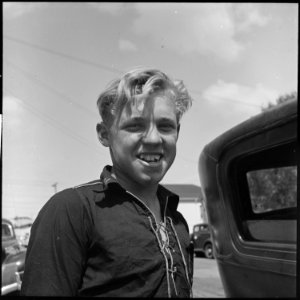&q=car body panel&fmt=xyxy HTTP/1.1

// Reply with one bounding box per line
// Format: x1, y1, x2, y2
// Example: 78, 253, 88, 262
198, 100, 297, 297
2, 218, 26, 295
